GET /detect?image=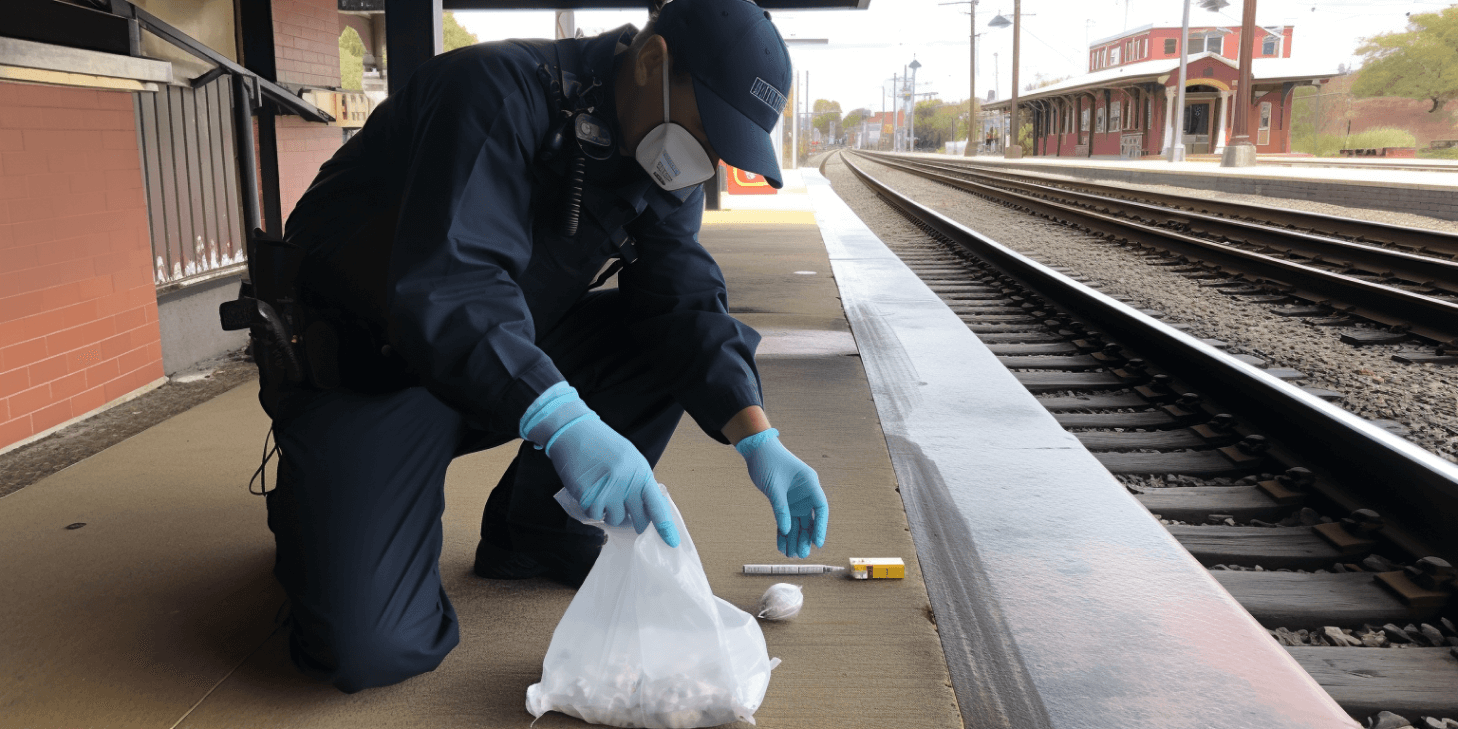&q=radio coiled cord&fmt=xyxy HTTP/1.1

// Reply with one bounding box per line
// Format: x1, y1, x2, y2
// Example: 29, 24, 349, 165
560, 153, 586, 237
